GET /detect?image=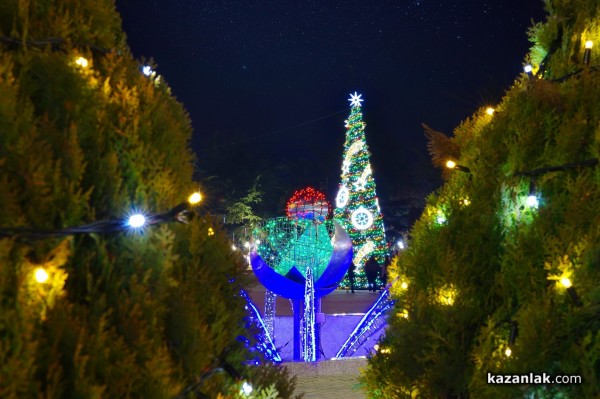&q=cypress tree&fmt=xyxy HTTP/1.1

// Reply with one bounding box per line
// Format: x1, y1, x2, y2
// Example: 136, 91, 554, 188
364, 1, 600, 397
0, 1, 295, 397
